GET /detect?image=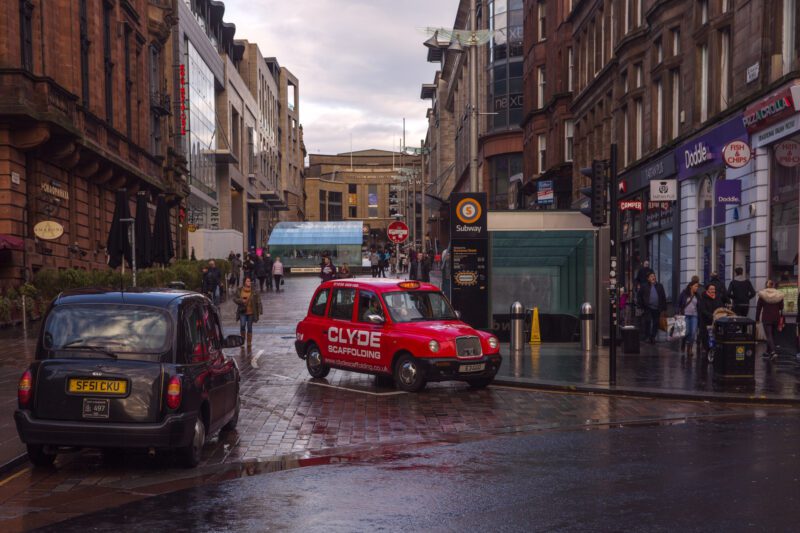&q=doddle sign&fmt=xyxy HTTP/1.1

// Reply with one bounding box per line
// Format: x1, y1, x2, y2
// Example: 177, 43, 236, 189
327, 327, 382, 359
